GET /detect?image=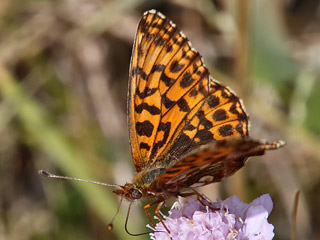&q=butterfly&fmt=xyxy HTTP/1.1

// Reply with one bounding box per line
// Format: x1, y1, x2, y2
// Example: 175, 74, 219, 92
39, 9, 284, 236
112, 9, 284, 232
